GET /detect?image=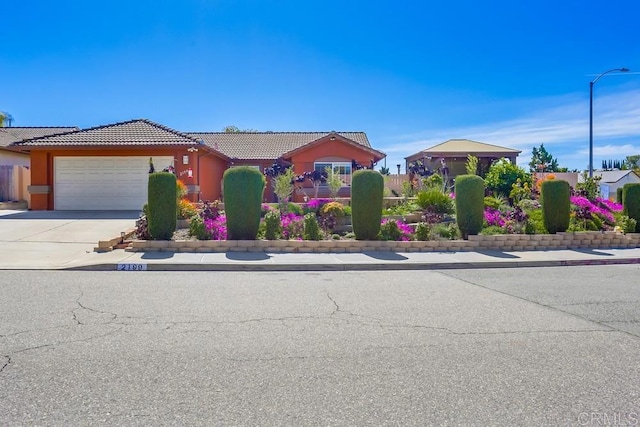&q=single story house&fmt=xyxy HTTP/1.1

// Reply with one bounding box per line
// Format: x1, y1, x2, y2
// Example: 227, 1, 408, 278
581, 170, 640, 200
12, 119, 385, 210
405, 139, 521, 180
1, 127, 78, 205
188, 131, 385, 202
